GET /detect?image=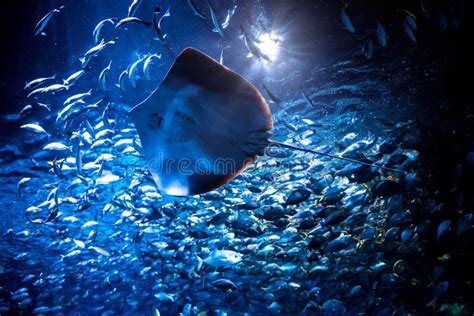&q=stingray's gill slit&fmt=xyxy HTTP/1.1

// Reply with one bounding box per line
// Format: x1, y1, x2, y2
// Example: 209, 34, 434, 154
130, 47, 402, 197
